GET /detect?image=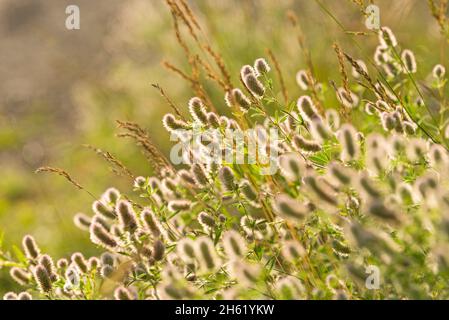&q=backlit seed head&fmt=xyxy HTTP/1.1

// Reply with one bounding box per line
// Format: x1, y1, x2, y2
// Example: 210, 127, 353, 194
116, 200, 138, 231
309, 118, 332, 143
296, 70, 311, 90
3, 292, 18, 300
100, 265, 114, 278
229, 260, 261, 286
88, 257, 100, 271
243, 73, 265, 98
365, 102, 377, 115
374, 45, 389, 65
92, 200, 116, 220
327, 161, 353, 186
292, 134, 321, 153
401, 49, 417, 73
10, 267, 30, 286
91, 223, 119, 249
141, 208, 162, 238
337, 124, 360, 162
240, 65, 256, 79
133, 176, 146, 189
17, 292, 32, 300
114, 286, 133, 300
219, 166, 236, 192
432, 64, 446, 79
358, 173, 382, 199
281, 240, 306, 262
191, 163, 209, 187
33, 265, 52, 293
198, 211, 215, 230
351, 59, 368, 78
73, 213, 91, 231
188, 97, 208, 125
100, 252, 115, 267
297, 95, 318, 121
229, 88, 251, 112
162, 113, 188, 132
303, 174, 338, 207
403, 121, 416, 135
195, 236, 220, 272
380, 112, 396, 131
240, 180, 259, 203
222, 230, 247, 259
152, 239, 165, 261
38, 254, 58, 281
272, 194, 311, 222
177, 238, 196, 262
278, 152, 306, 181
367, 200, 401, 224
167, 199, 191, 212
337, 87, 359, 108
178, 169, 196, 186
379, 26, 397, 47
254, 58, 270, 75
71, 252, 88, 274
429, 144, 449, 167
56, 258, 69, 269
207, 112, 220, 128
22, 235, 40, 260
103, 187, 120, 204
